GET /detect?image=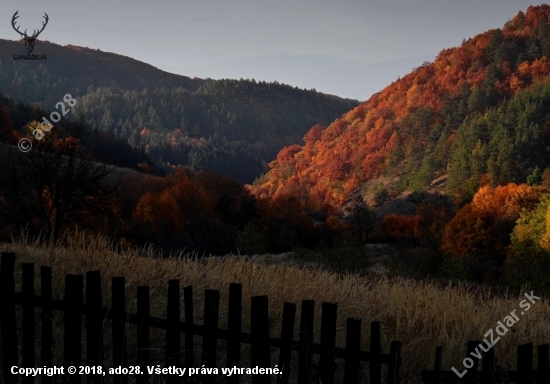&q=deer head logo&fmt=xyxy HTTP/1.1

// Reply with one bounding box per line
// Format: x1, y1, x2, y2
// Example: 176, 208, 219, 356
11, 11, 49, 54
